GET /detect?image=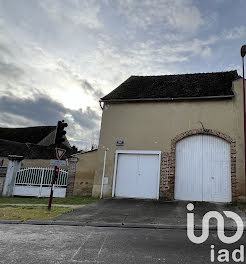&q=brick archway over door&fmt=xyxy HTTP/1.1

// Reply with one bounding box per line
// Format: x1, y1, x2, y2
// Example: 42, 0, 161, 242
159, 129, 237, 201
